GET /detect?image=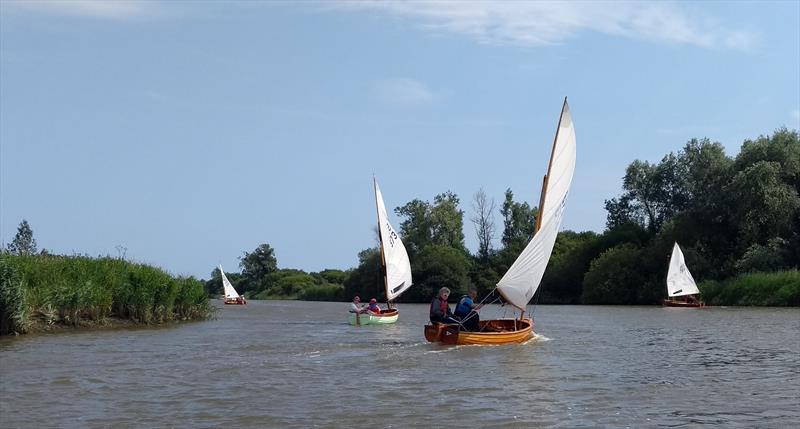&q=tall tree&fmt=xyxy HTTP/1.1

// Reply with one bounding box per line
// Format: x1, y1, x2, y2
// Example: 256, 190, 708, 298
396, 191, 466, 255
471, 188, 496, 261
239, 243, 278, 292
500, 188, 537, 250
7, 220, 37, 255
